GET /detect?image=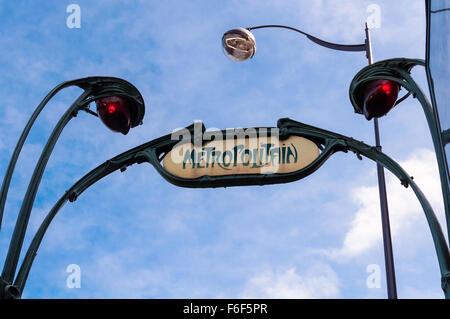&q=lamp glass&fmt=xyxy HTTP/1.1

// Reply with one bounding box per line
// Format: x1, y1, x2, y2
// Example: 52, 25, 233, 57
96, 96, 132, 135
222, 28, 256, 62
